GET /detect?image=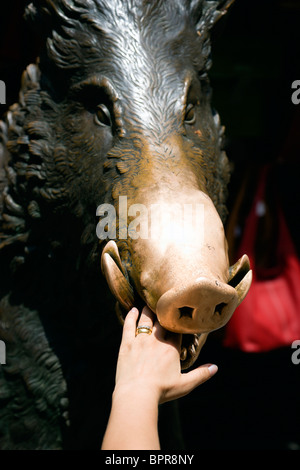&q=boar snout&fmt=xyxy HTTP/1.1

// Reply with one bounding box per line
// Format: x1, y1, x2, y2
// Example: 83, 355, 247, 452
100, 190, 252, 369
157, 276, 241, 335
